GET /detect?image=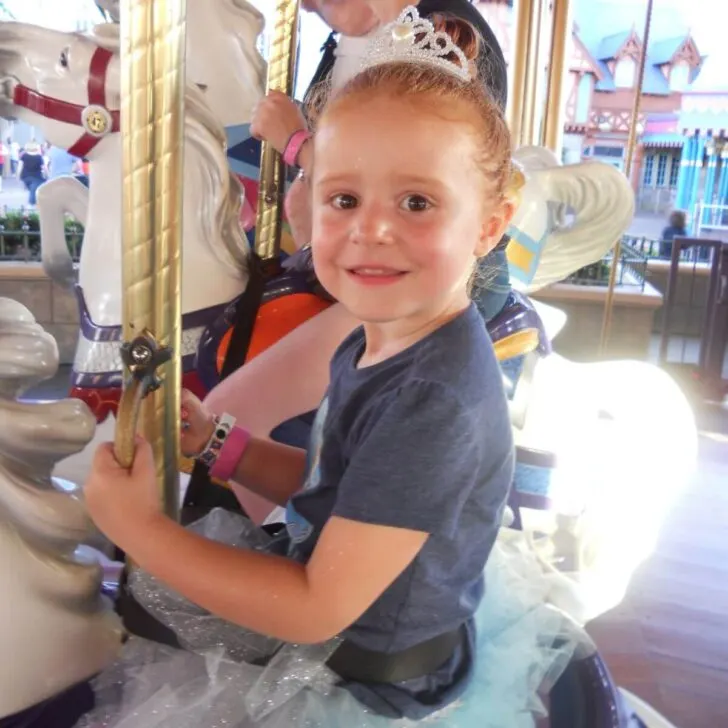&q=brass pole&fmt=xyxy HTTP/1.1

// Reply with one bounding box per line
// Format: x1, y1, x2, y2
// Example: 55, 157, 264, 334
599, 0, 654, 355
541, 0, 573, 151
118, 0, 187, 520
509, 0, 542, 147
254, 0, 301, 263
